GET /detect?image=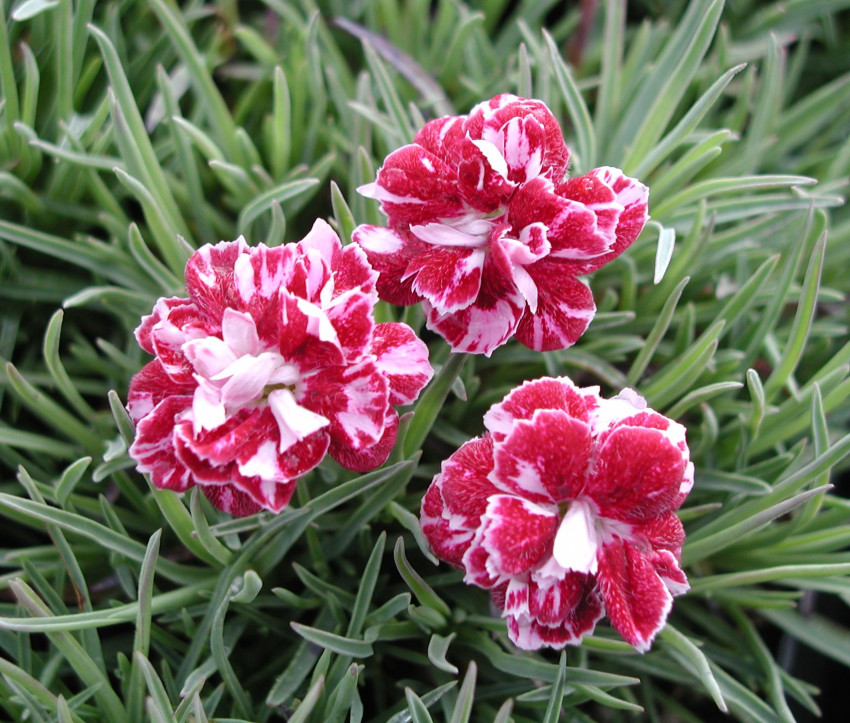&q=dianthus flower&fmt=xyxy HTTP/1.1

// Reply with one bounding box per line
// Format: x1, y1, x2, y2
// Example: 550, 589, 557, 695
421, 377, 692, 651
353, 94, 649, 356
127, 220, 433, 517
